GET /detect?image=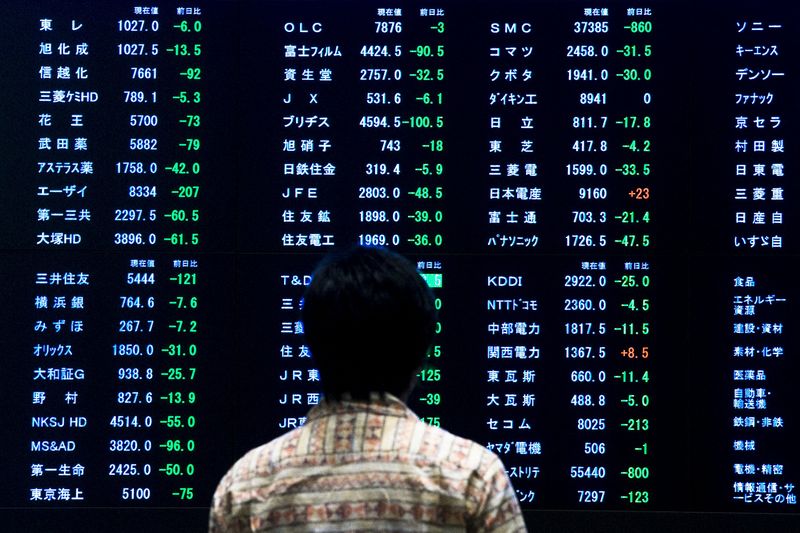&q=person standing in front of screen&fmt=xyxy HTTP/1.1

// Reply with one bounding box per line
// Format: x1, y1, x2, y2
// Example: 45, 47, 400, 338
210, 246, 527, 532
